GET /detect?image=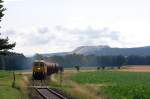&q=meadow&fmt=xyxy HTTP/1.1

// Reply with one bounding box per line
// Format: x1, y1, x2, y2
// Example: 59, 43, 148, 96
70, 71, 150, 99
0, 71, 27, 99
